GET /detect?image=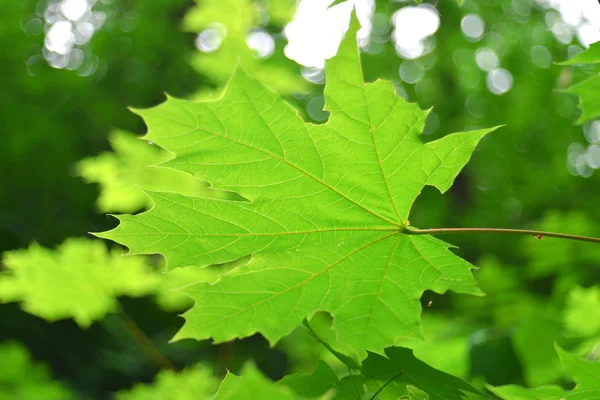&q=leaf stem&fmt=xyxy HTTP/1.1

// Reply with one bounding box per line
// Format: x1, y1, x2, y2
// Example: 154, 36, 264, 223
301, 318, 361, 371
368, 372, 403, 400
117, 303, 176, 371
403, 227, 600, 244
